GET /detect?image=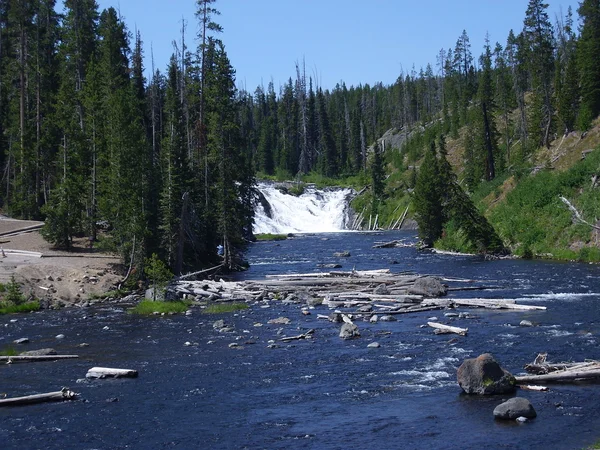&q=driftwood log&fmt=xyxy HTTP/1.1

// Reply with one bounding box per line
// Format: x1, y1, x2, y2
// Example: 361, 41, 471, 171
427, 322, 468, 336
86, 367, 138, 379
0, 387, 77, 407
0, 355, 78, 363
279, 329, 315, 342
